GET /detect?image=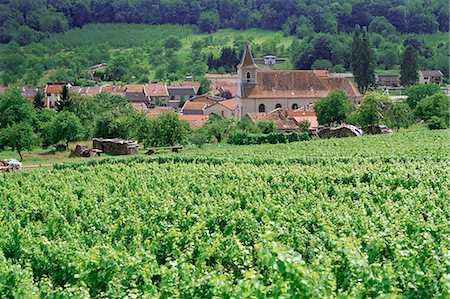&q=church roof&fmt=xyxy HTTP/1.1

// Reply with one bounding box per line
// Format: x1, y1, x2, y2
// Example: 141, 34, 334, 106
242, 70, 361, 99
237, 45, 258, 69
